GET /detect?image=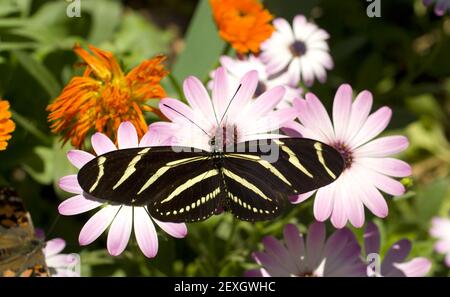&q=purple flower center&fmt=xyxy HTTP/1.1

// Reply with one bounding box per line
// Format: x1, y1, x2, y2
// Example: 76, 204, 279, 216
289, 40, 307, 57
333, 141, 353, 169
